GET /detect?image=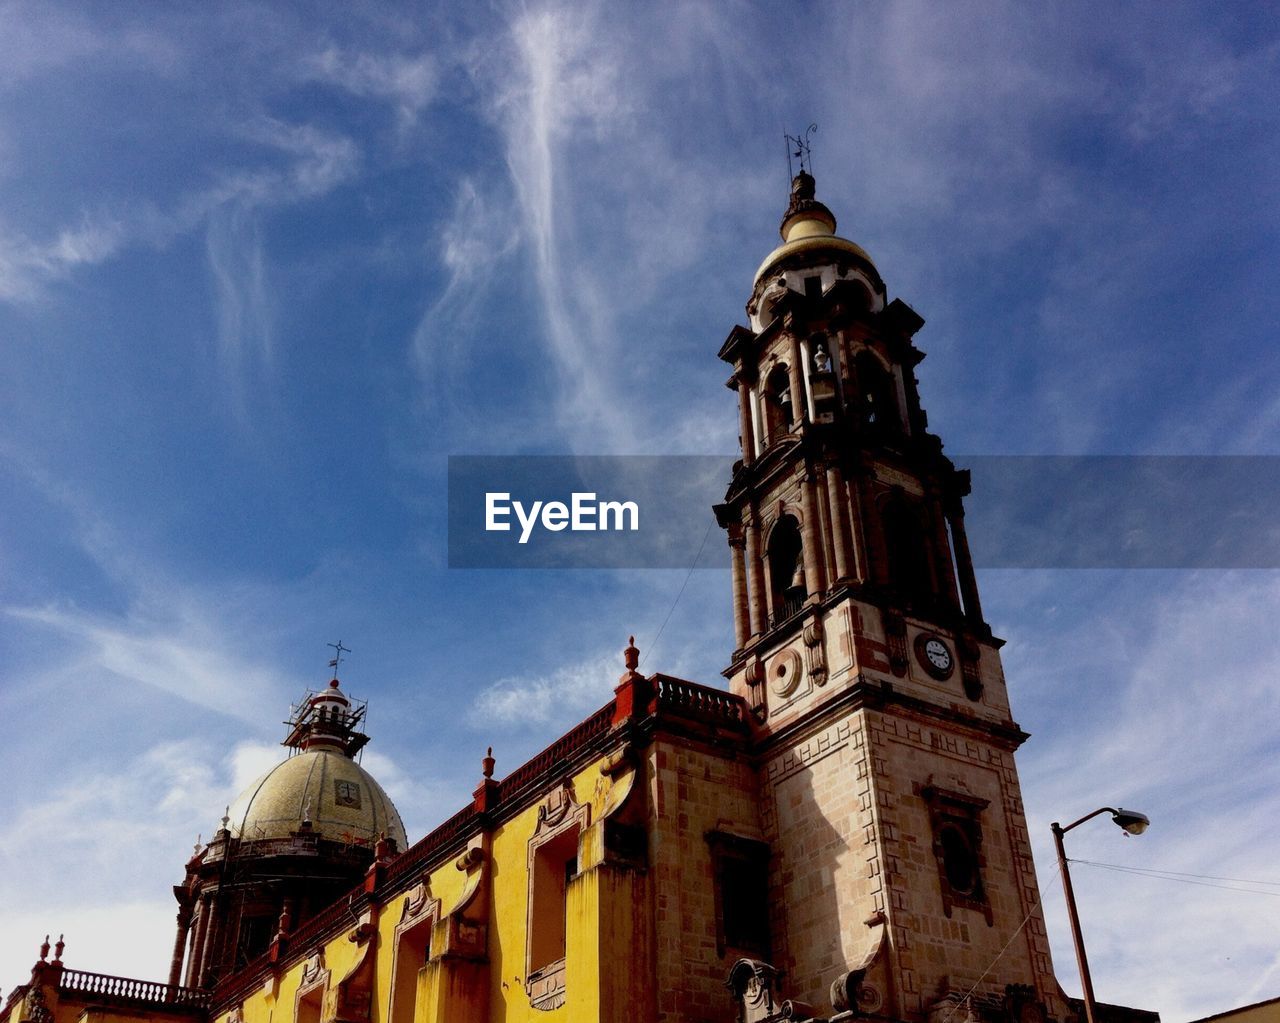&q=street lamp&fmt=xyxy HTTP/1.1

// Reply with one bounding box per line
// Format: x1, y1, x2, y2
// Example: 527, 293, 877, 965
1051, 807, 1150, 1023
